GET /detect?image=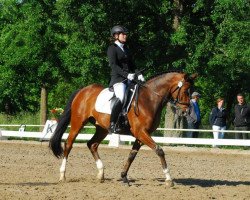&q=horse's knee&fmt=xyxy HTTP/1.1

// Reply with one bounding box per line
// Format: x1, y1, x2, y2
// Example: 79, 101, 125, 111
155, 145, 165, 157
